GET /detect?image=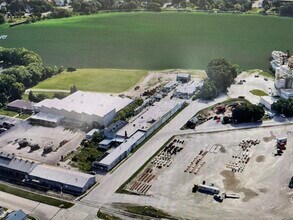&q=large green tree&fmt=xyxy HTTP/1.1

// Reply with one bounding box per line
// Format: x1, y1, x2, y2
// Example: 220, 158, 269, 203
10, 82, 25, 100
0, 47, 42, 67
272, 98, 293, 117
0, 14, 5, 24
0, 47, 61, 107
71, 0, 102, 14
206, 58, 238, 93
232, 104, 264, 123
199, 79, 217, 100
